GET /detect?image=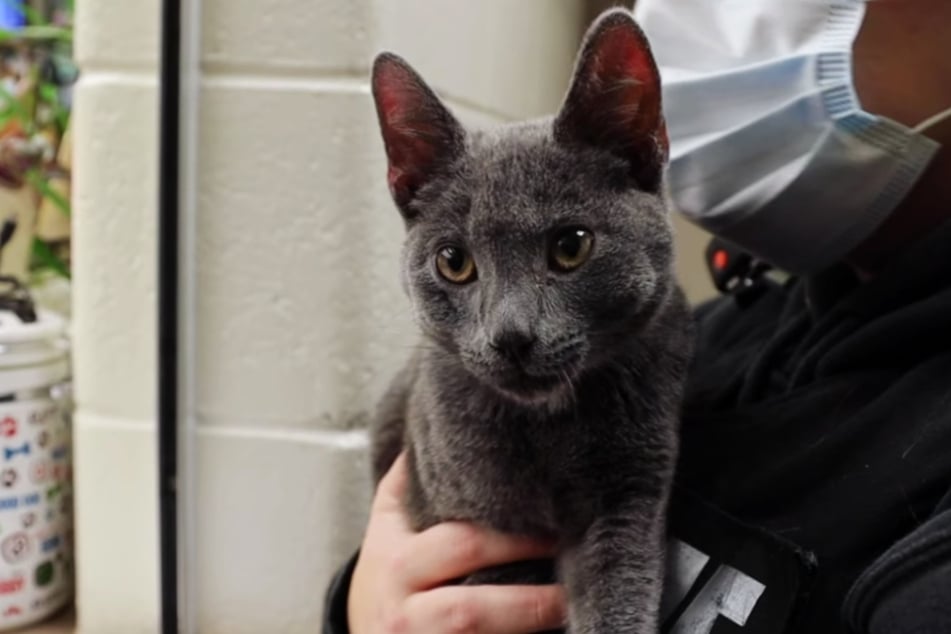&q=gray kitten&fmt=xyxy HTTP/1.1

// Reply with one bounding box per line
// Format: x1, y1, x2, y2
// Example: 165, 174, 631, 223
369, 9, 693, 634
